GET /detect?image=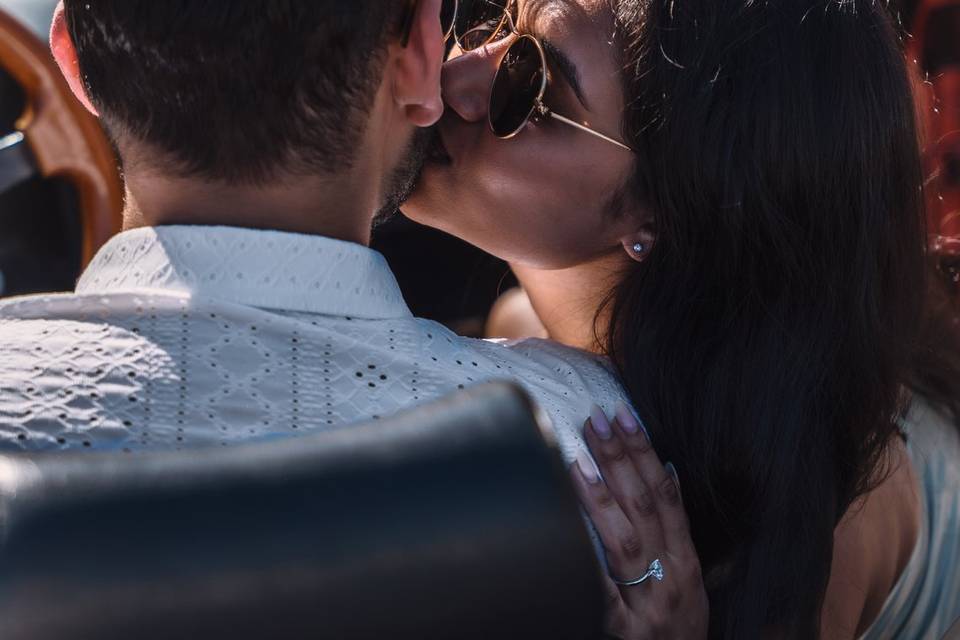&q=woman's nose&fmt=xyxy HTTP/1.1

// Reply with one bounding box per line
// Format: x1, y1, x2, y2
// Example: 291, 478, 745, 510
441, 38, 512, 124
